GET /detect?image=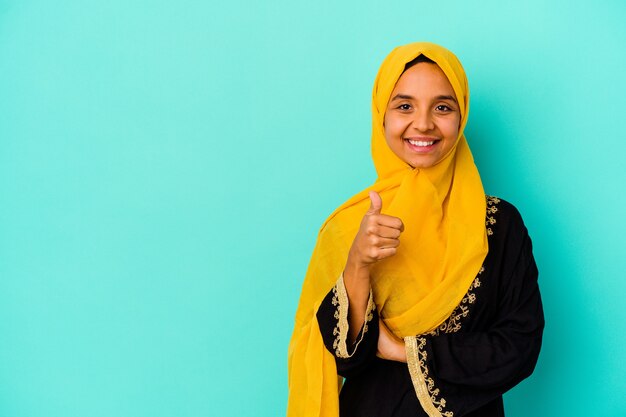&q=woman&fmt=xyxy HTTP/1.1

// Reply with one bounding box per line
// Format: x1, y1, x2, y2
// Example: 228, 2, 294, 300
287, 42, 544, 417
